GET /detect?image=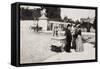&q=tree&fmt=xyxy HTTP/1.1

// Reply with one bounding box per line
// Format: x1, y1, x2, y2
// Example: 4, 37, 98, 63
67, 18, 74, 24
75, 20, 80, 24
32, 8, 41, 20
20, 7, 41, 20
45, 7, 62, 21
